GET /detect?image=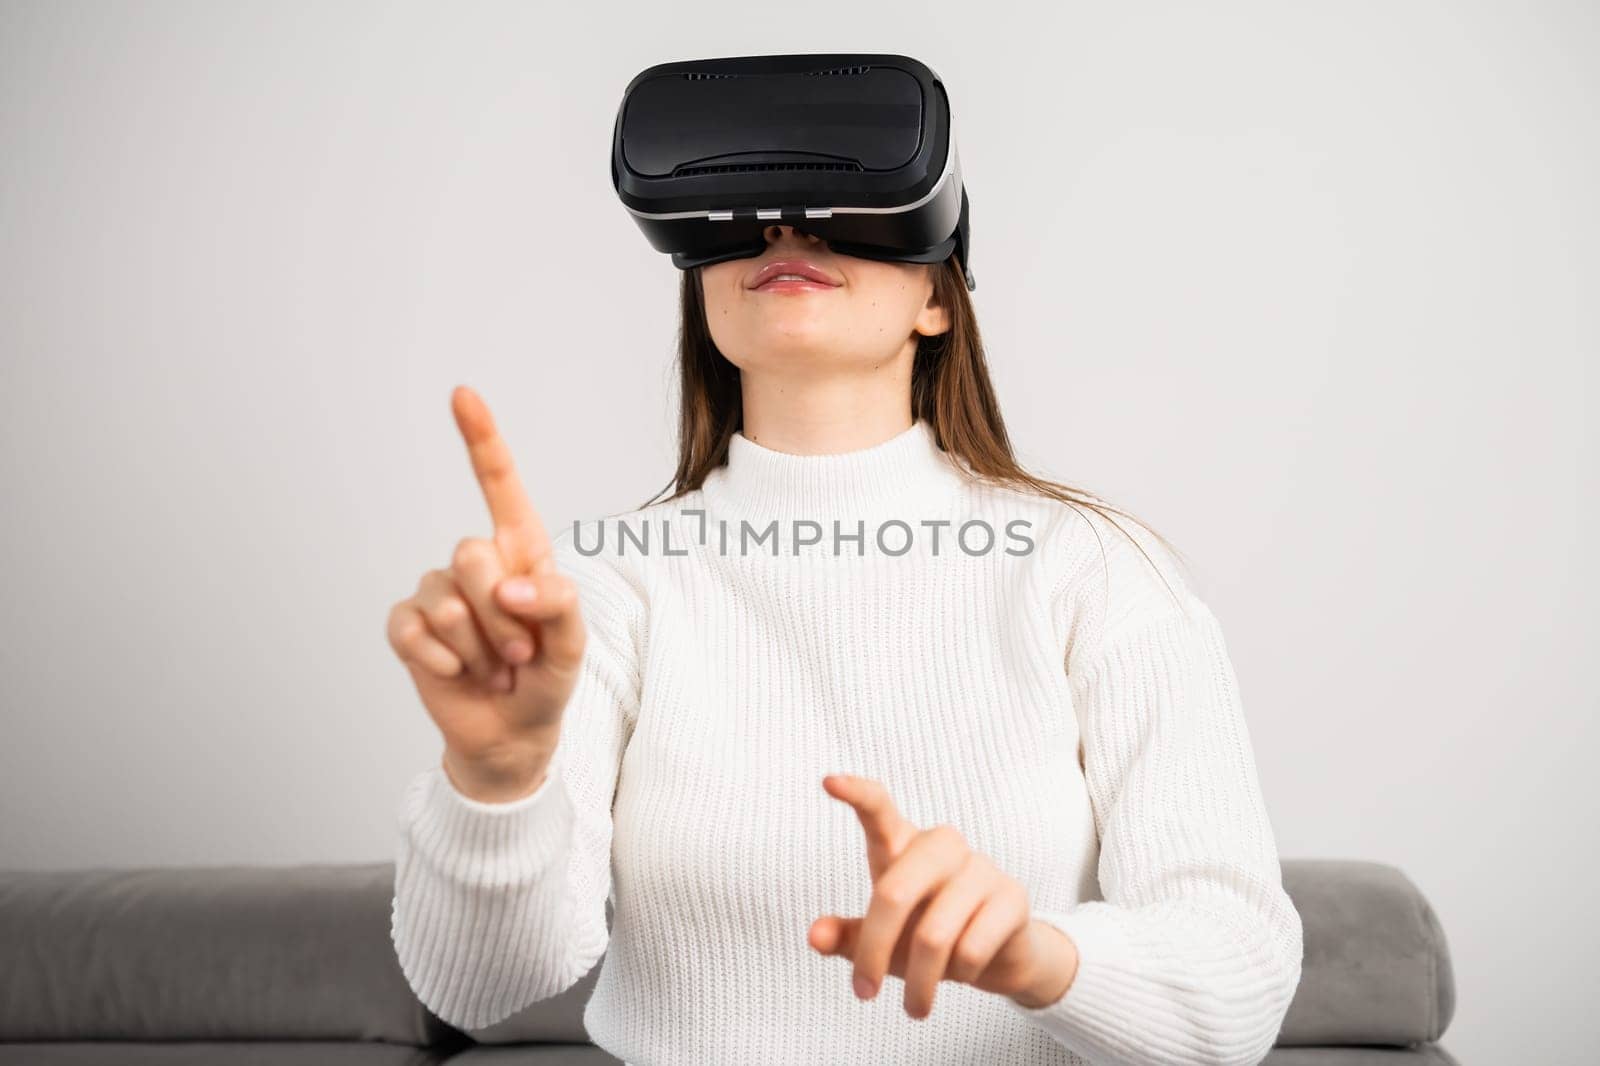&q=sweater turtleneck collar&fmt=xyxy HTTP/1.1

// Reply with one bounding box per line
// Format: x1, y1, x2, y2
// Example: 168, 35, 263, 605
697, 418, 970, 524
